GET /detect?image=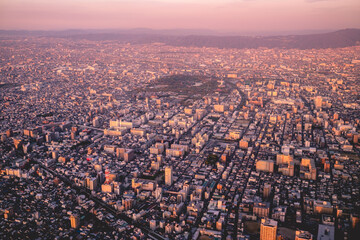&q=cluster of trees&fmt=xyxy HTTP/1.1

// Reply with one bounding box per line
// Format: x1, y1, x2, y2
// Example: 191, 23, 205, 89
205, 154, 219, 166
